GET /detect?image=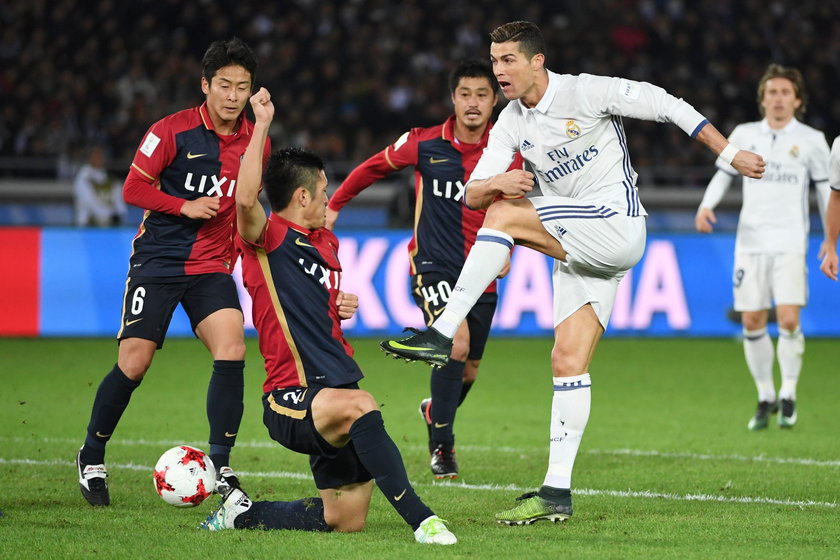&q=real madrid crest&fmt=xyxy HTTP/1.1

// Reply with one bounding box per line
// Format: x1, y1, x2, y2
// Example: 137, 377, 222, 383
566, 120, 581, 138
789, 145, 799, 158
